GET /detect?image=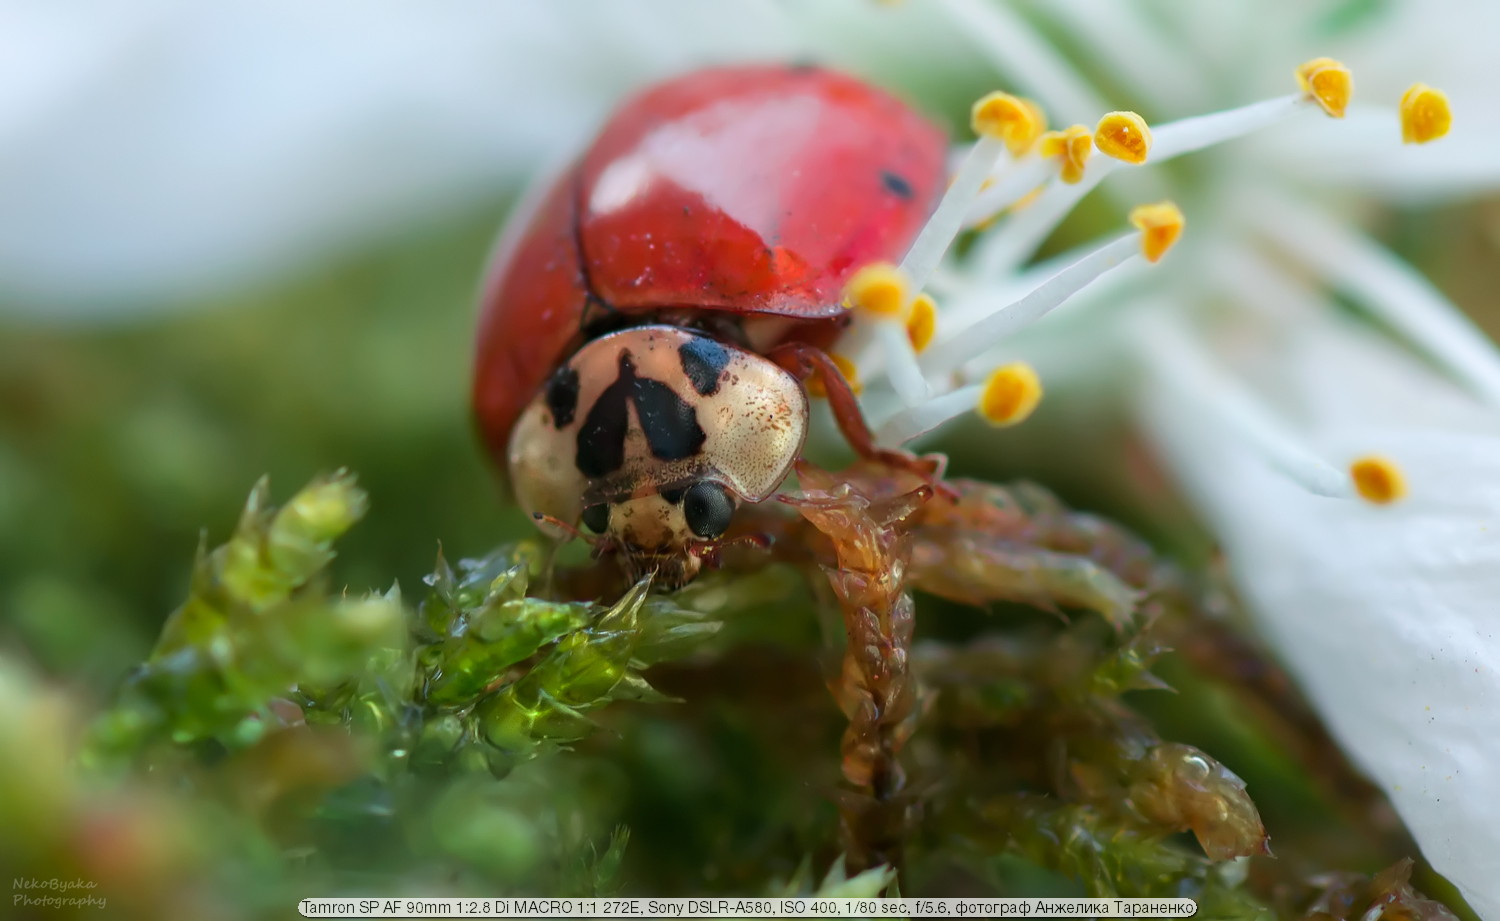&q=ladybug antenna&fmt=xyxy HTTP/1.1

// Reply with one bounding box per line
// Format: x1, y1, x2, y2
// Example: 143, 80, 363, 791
531, 512, 606, 549
699, 532, 773, 569
716, 532, 773, 553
